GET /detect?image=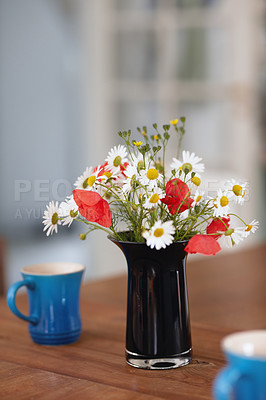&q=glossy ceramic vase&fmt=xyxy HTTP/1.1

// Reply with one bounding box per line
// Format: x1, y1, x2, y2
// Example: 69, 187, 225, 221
109, 237, 192, 370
